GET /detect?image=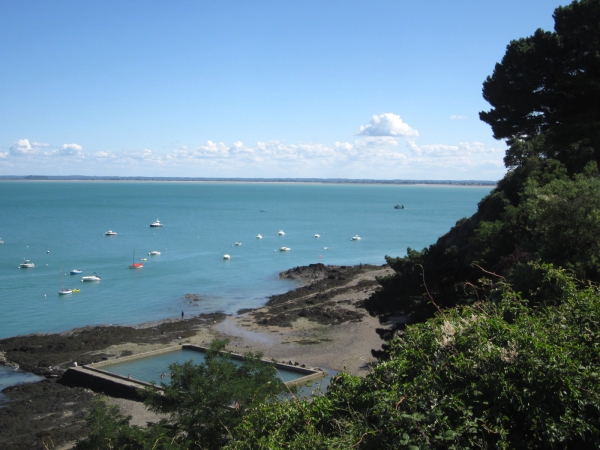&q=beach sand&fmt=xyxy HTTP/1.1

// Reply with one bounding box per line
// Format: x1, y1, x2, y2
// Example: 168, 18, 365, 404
0, 263, 393, 449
